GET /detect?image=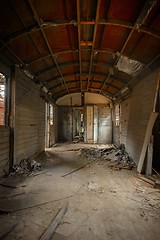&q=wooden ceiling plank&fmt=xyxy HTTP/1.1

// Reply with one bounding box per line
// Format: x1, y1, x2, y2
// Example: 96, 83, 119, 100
99, 0, 159, 94
77, 0, 82, 92
87, 0, 101, 91
28, 0, 69, 93
113, 53, 160, 99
